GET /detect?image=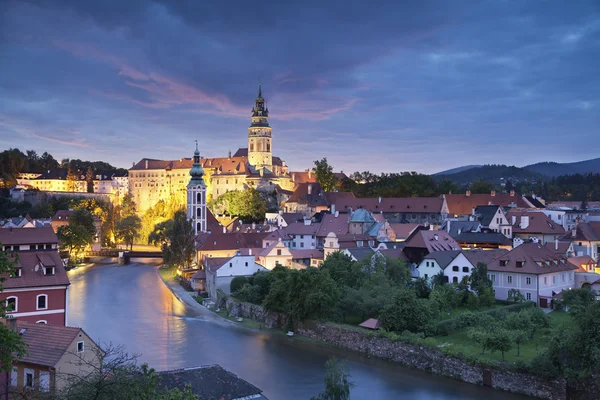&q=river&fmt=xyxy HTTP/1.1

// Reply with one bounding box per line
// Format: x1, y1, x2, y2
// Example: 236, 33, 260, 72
67, 261, 529, 400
